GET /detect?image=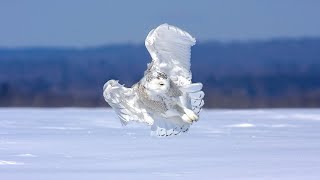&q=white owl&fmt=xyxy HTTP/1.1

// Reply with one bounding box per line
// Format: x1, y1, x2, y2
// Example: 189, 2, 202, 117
103, 24, 204, 136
